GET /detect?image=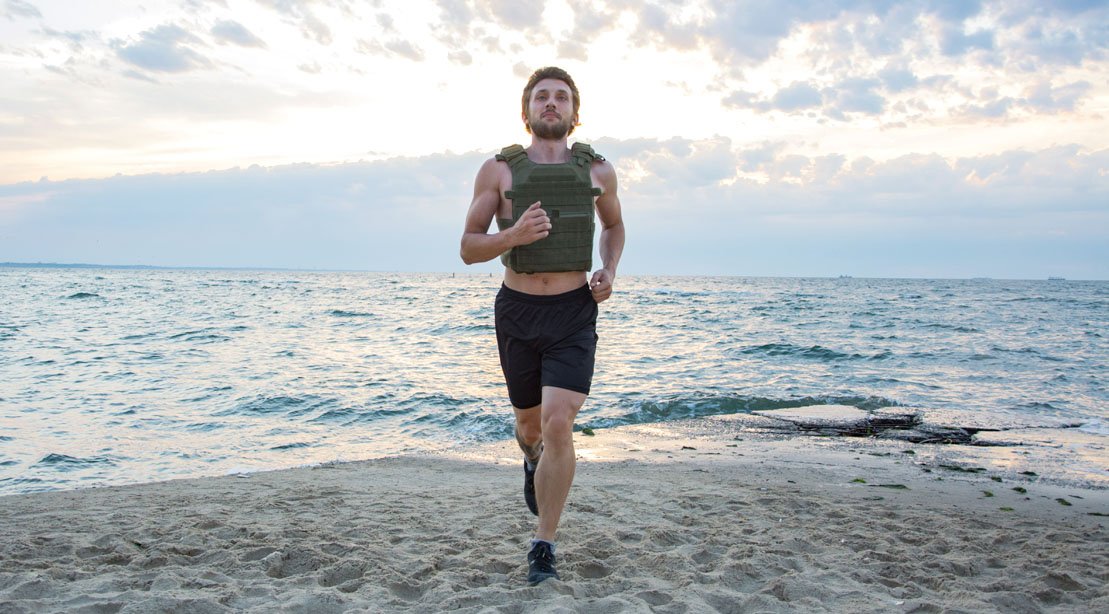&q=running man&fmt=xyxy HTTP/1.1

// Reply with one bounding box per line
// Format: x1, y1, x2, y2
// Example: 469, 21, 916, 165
459, 66, 625, 585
